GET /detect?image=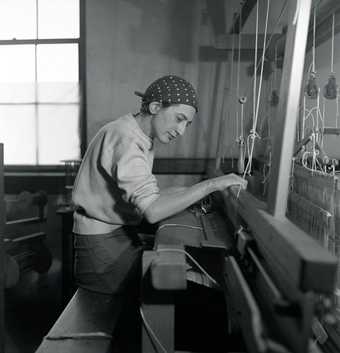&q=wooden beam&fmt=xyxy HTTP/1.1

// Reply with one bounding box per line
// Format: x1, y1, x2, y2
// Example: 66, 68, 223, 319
214, 33, 281, 50
230, 0, 258, 34
307, 0, 340, 51
0, 144, 5, 353
199, 46, 255, 62
323, 127, 340, 135
268, 0, 313, 219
